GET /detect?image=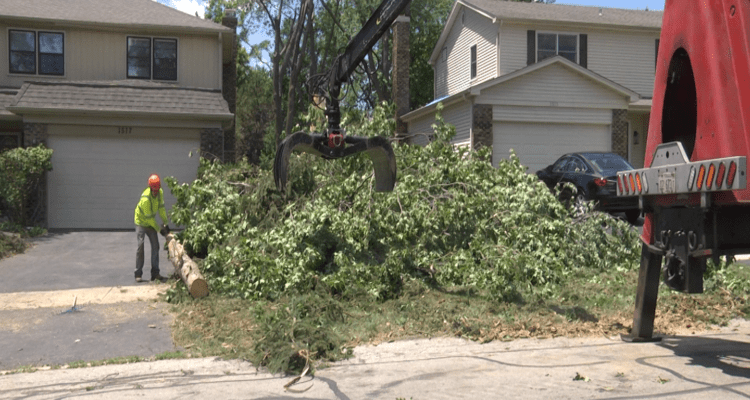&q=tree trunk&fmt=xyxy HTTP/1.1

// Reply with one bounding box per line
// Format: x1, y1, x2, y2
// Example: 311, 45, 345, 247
165, 233, 209, 298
